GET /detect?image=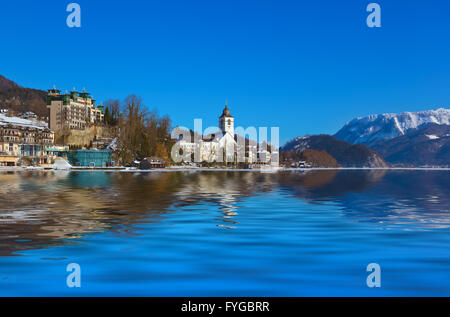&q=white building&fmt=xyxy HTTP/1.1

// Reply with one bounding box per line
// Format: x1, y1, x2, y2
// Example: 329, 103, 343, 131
177, 104, 237, 163
177, 104, 274, 165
